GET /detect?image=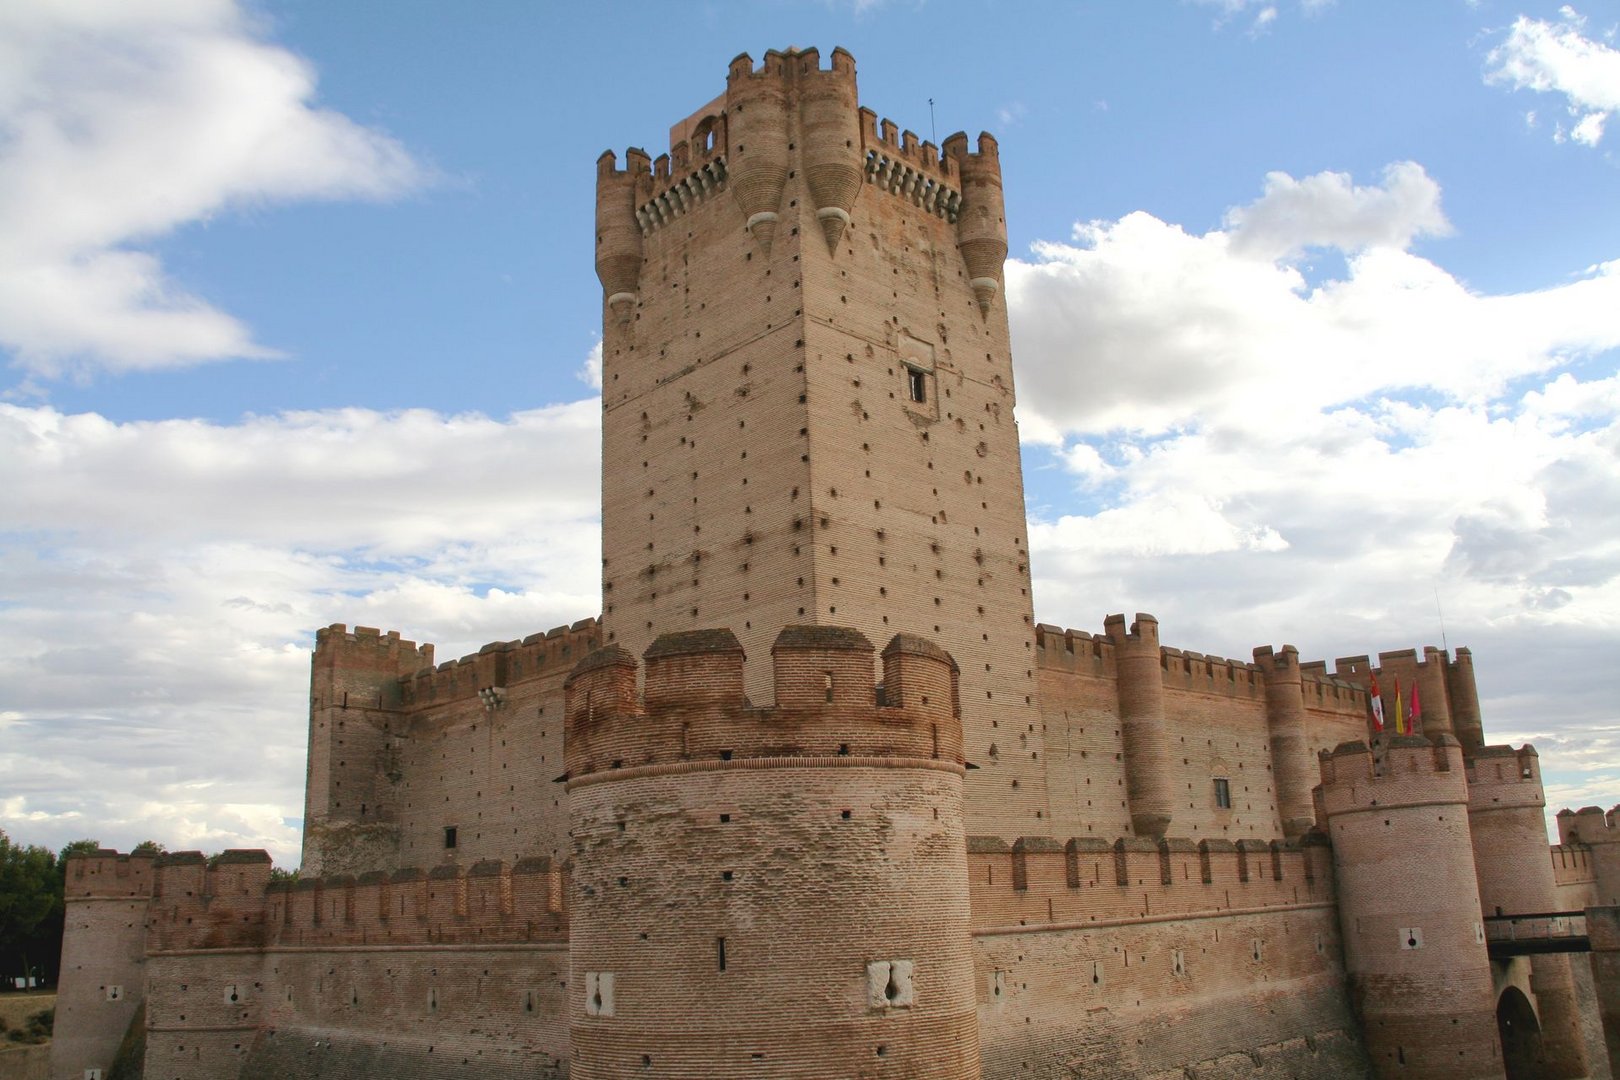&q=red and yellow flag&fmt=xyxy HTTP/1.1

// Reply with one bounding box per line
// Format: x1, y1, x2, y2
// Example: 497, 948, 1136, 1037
1368, 671, 1385, 732
1393, 676, 1406, 735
